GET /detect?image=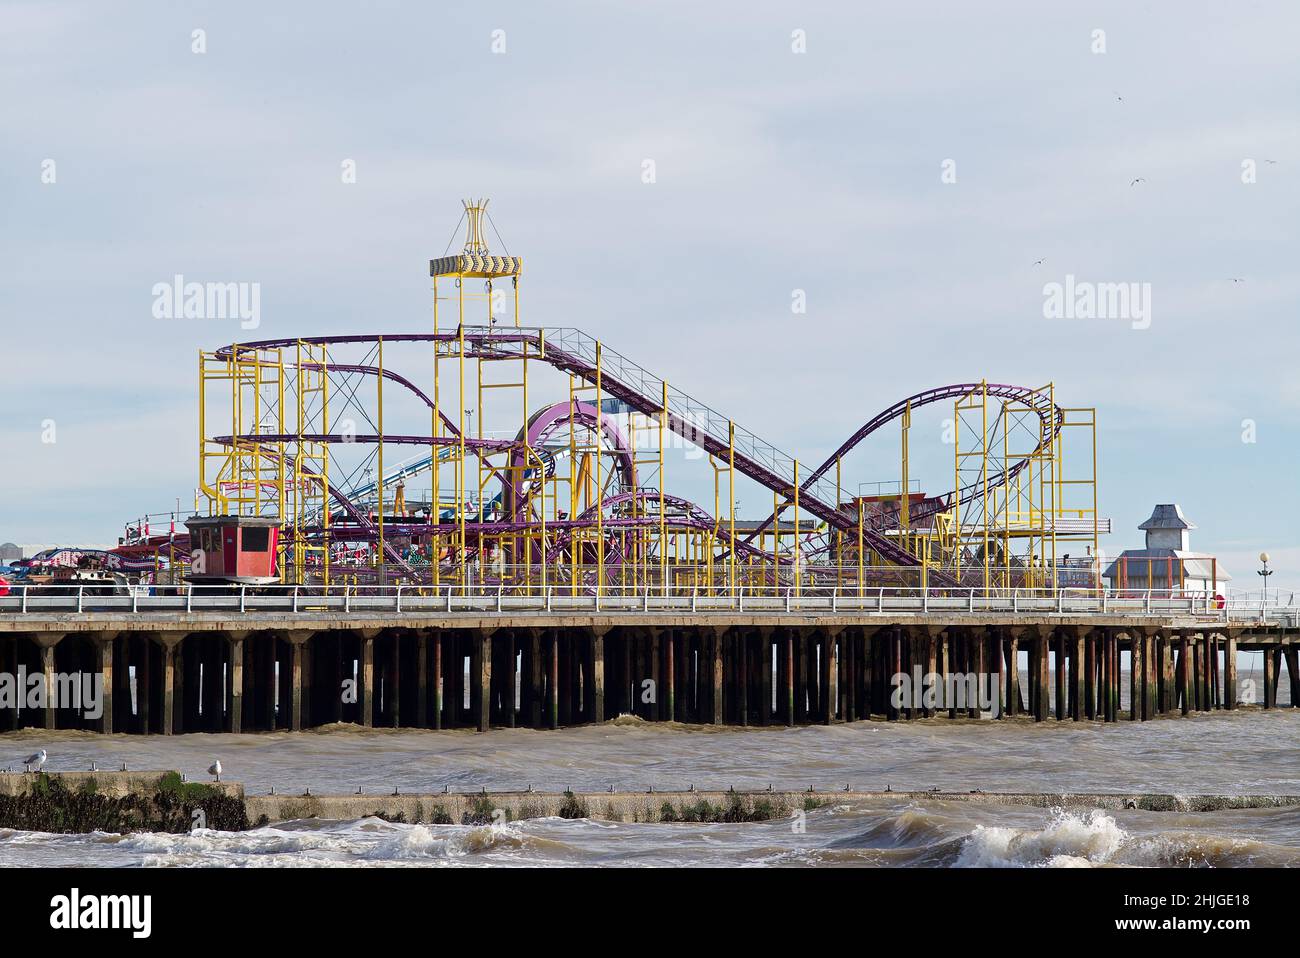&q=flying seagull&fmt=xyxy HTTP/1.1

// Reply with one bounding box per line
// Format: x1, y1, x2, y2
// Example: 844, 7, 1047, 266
1130, 177, 1147, 187
1113, 91, 1124, 102
23, 749, 47, 773
208, 760, 222, 782
1264, 159, 1279, 165
1032, 258, 1046, 267
1229, 277, 1245, 284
